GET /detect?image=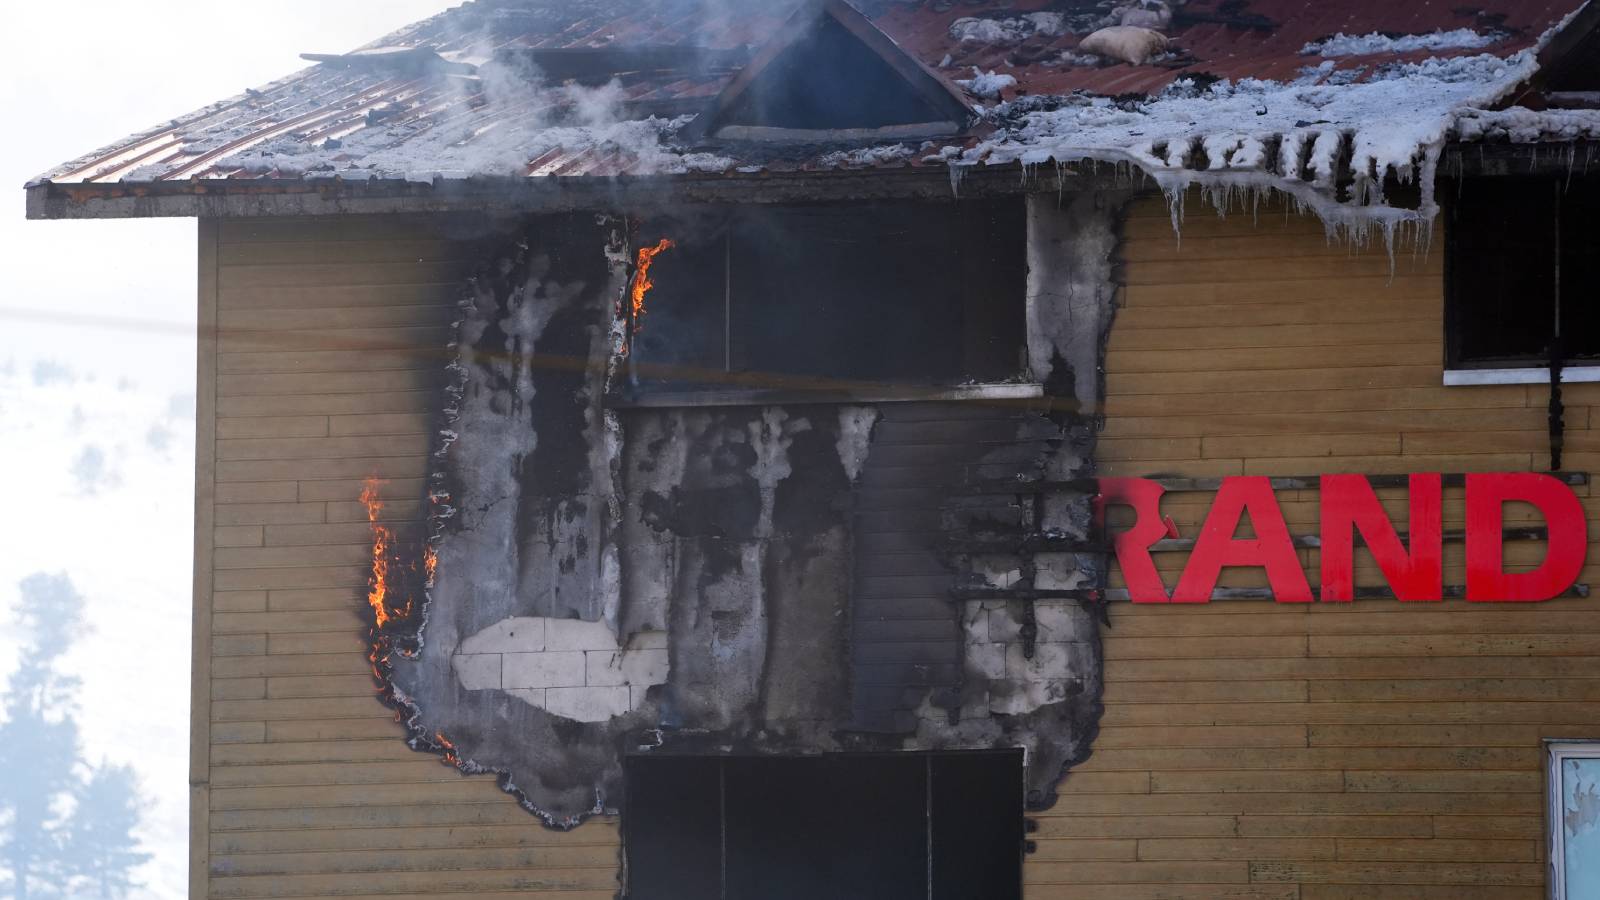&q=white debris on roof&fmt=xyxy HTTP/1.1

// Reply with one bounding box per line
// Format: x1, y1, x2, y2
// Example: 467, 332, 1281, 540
1302, 28, 1505, 58
1116, 0, 1173, 30
957, 68, 1018, 100
1078, 25, 1171, 66
949, 12, 1069, 44
948, 49, 1544, 249
816, 144, 917, 168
